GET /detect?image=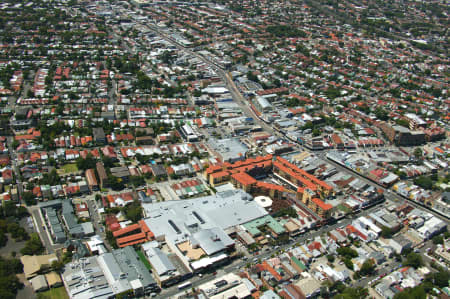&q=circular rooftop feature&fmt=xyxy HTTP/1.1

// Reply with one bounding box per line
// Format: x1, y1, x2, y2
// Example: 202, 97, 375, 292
254, 196, 273, 208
